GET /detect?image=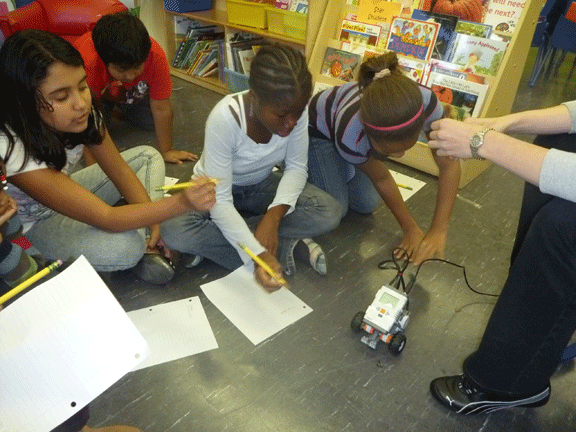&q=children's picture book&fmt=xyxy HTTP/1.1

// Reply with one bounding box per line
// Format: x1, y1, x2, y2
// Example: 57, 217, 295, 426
428, 71, 489, 117
410, 9, 458, 61
320, 47, 362, 82
356, 0, 402, 26
484, 0, 525, 32
455, 20, 492, 38
440, 101, 472, 121
339, 19, 382, 47
429, 59, 485, 84
385, 16, 440, 62
445, 33, 507, 76
398, 56, 430, 83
